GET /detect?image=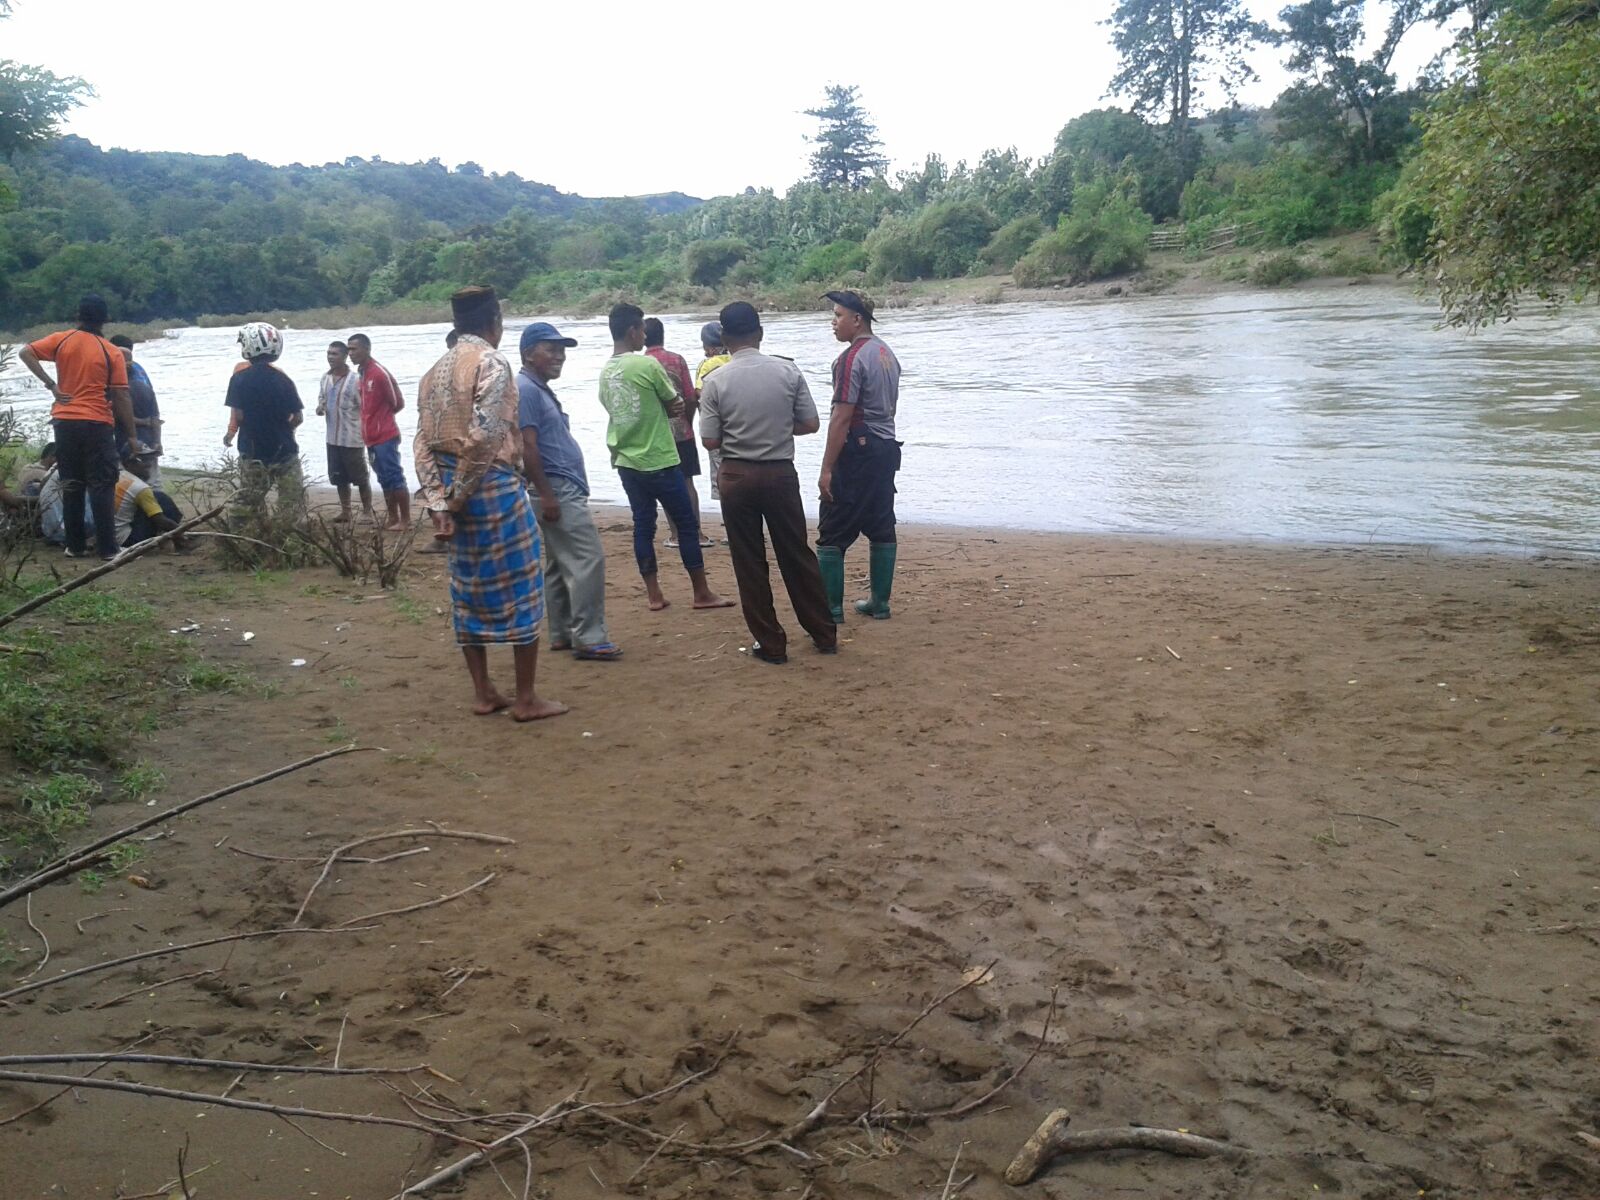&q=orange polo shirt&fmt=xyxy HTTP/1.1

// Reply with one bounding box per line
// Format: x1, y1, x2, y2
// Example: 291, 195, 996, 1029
26, 329, 129, 425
